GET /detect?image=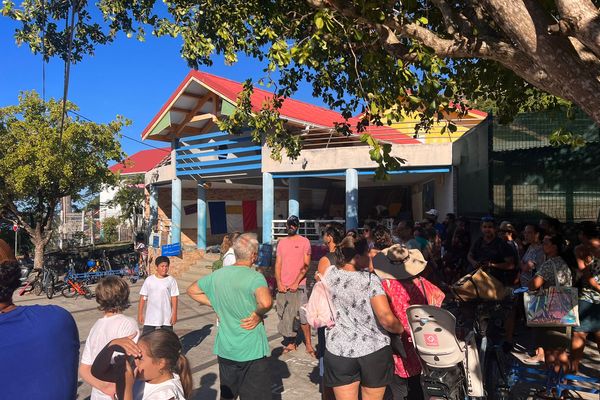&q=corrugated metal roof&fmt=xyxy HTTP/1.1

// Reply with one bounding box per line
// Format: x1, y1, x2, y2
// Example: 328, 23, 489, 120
109, 147, 171, 174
